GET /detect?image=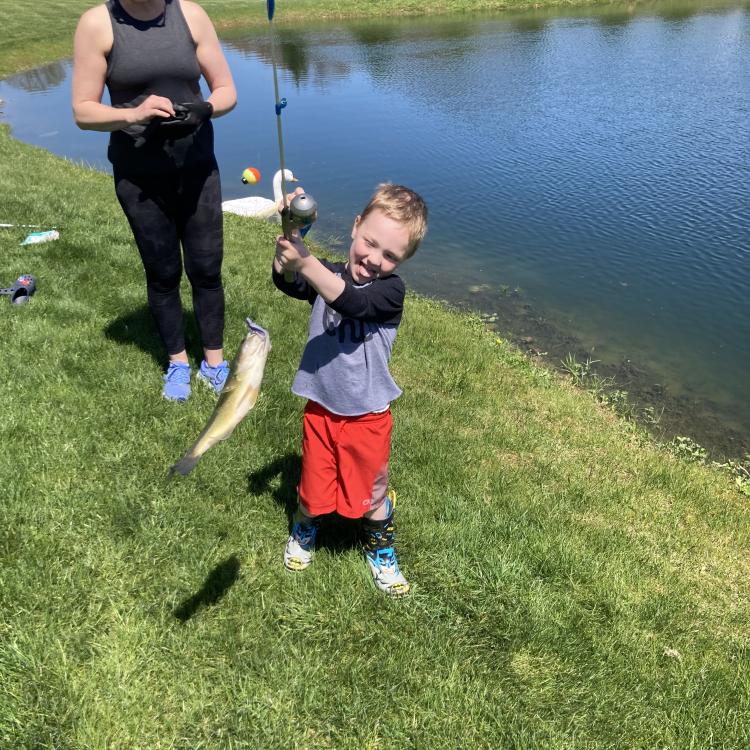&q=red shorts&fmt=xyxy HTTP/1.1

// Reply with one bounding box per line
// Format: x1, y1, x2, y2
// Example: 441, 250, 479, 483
298, 401, 392, 519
